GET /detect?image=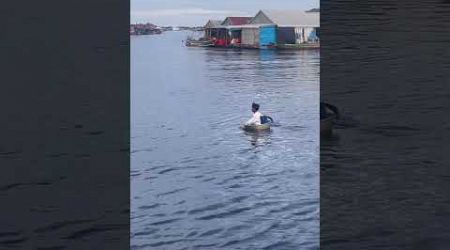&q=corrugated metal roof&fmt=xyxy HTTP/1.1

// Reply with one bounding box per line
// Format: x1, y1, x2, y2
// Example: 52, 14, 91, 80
222, 17, 252, 25
256, 10, 320, 27
204, 20, 223, 28
224, 24, 274, 29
